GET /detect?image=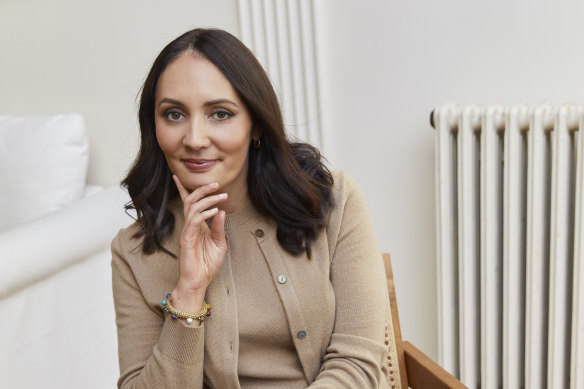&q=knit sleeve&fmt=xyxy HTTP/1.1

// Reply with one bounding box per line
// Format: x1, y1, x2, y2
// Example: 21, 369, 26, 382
308, 172, 389, 388
111, 230, 205, 389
